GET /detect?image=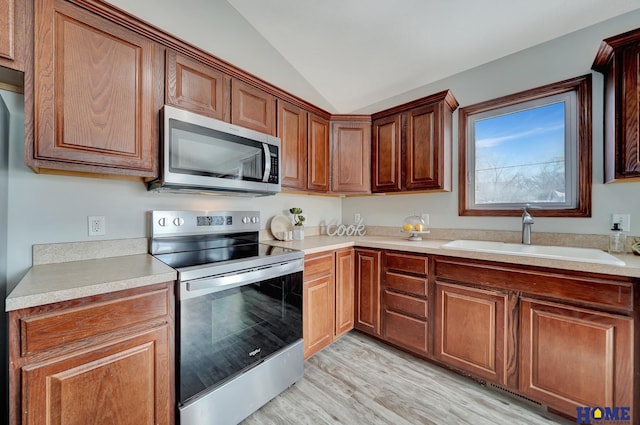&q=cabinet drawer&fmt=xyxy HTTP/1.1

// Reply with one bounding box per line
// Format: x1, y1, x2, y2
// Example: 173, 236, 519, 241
20, 287, 170, 357
384, 290, 427, 319
434, 257, 634, 312
385, 252, 428, 275
384, 271, 428, 297
304, 252, 334, 280
383, 309, 428, 354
